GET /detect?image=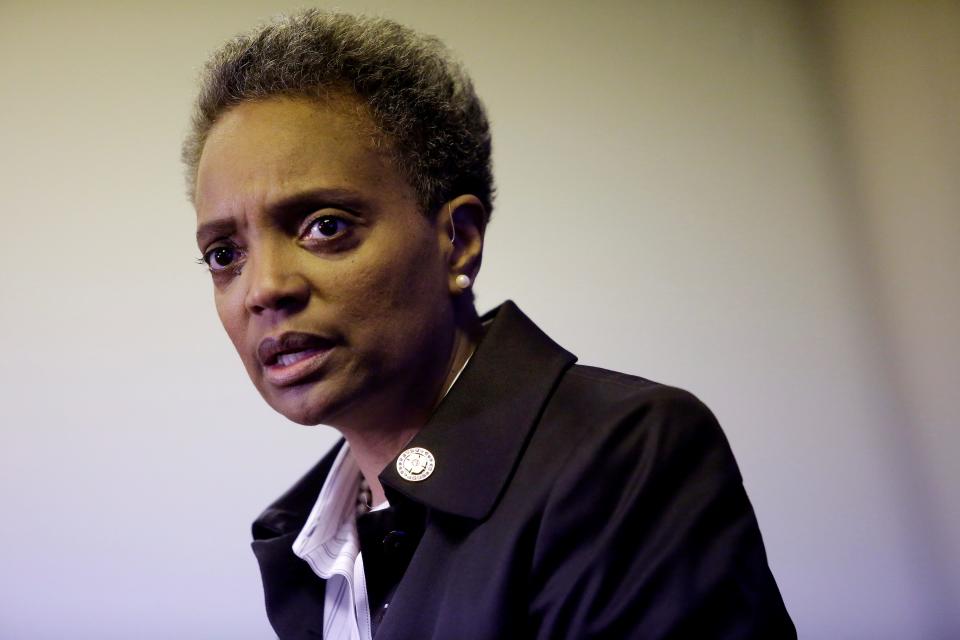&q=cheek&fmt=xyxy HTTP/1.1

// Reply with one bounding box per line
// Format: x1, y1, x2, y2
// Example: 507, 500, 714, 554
365, 240, 444, 311
214, 292, 250, 361
332, 260, 407, 325
335, 237, 447, 337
